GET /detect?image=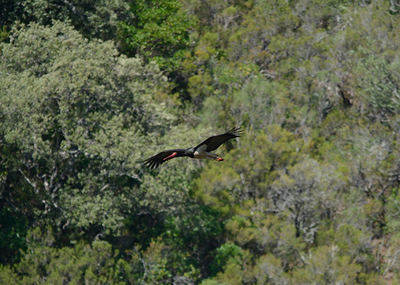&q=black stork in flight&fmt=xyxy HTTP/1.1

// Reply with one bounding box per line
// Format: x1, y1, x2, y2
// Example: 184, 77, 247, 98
144, 127, 242, 169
